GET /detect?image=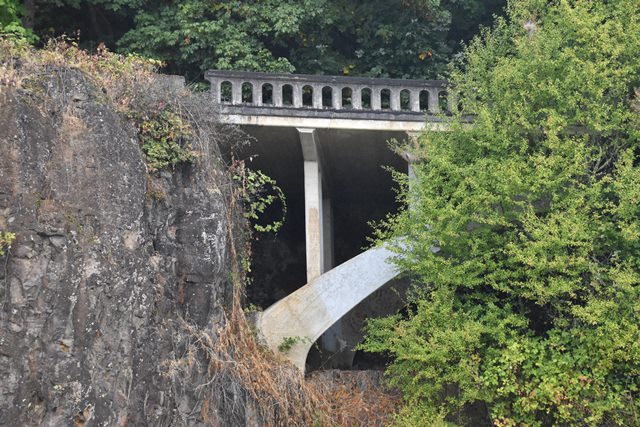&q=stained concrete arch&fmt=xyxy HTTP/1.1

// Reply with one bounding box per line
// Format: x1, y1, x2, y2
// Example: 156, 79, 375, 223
256, 245, 399, 371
